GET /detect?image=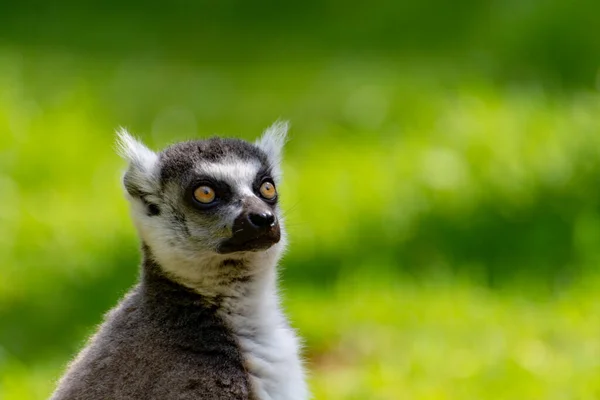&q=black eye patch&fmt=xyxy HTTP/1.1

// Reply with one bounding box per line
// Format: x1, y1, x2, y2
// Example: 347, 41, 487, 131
184, 177, 233, 210
141, 196, 161, 216
252, 168, 277, 204
147, 203, 161, 216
